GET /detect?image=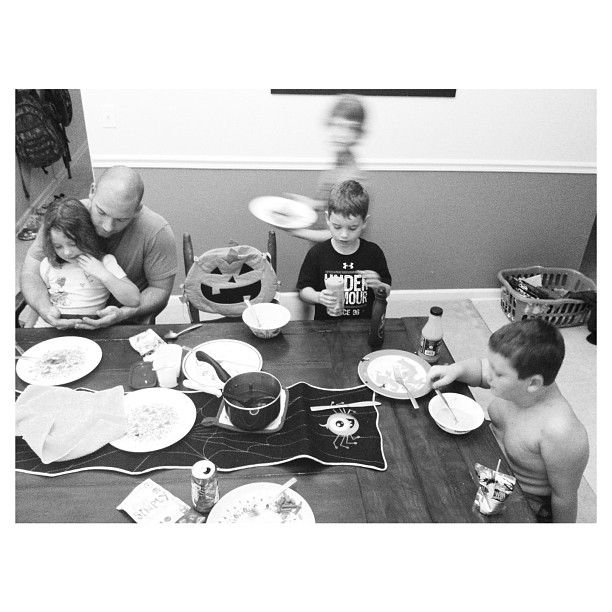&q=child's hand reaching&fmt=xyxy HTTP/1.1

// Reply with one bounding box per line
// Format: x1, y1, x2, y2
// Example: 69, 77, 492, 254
427, 364, 460, 390
76, 254, 108, 281
358, 270, 383, 291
